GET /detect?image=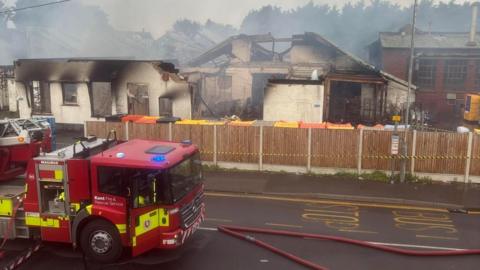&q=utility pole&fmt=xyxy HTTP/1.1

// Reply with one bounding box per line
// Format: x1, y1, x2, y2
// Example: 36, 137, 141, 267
400, 0, 418, 183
